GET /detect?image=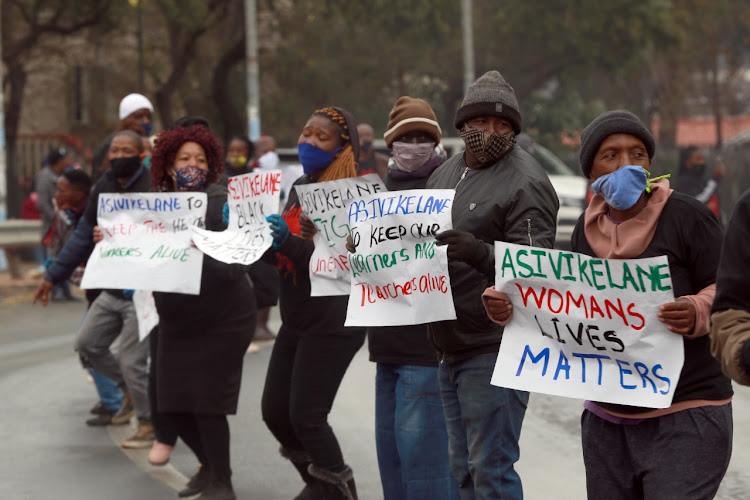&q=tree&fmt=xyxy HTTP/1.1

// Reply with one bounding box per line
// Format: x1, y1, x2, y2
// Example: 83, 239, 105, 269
2, 0, 116, 216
